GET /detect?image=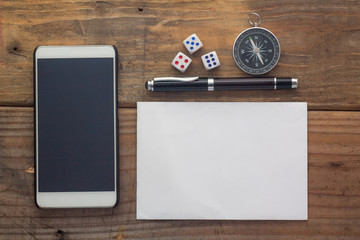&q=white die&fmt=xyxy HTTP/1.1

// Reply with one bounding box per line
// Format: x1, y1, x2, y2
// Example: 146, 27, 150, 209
201, 51, 220, 70
171, 52, 192, 73
183, 33, 203, 54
